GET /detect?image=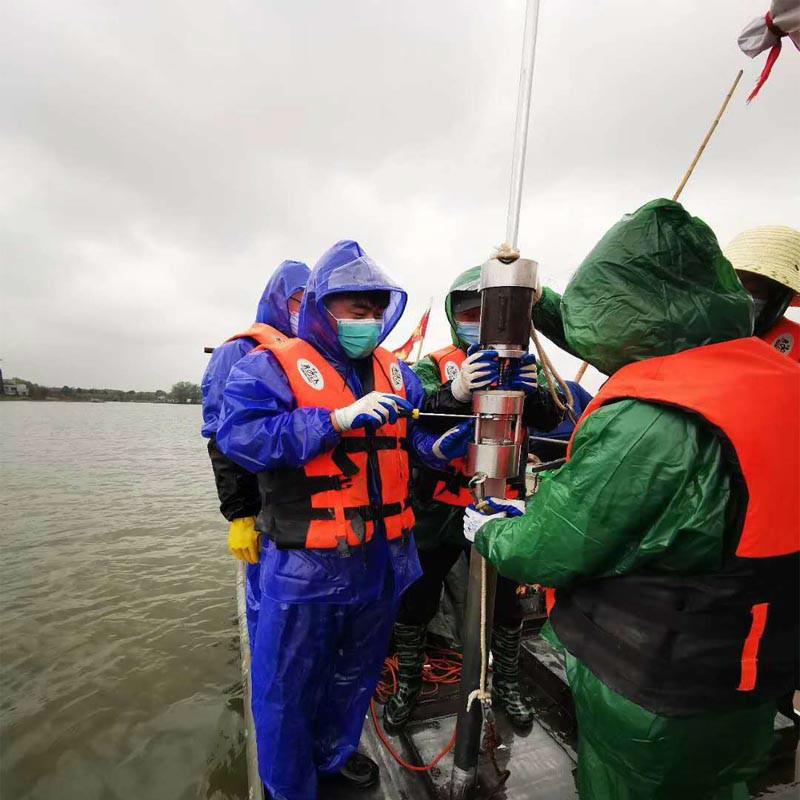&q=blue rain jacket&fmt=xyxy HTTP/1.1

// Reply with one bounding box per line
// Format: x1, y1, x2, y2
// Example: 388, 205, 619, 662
547, 381, 594, 439
201, 260, 310, 438
529, 380, 593, 464
201, 260, 309, 649
218, 240, 442, 605
252, 570, 397, 798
